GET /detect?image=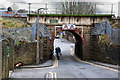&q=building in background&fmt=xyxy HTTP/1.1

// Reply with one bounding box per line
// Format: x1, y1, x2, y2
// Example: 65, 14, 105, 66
17, 9, 28, 14
1, 11, 27, 21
